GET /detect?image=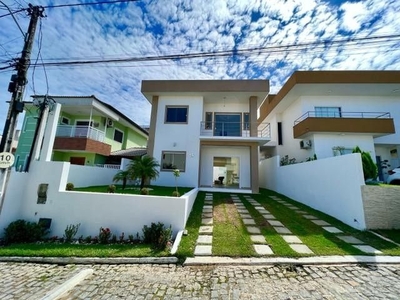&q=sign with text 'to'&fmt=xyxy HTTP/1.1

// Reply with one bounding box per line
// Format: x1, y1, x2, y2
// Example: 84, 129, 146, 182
0, 152, 15, 169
